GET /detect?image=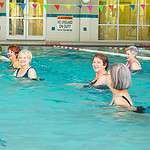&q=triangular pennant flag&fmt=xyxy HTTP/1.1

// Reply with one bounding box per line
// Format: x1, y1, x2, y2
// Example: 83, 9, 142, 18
99, 5, 104, 12
130, 4, 135, 10
65, 4, 71, 10
54, 4, 60, 10
43, 4, 49, 9
120, 5, 124, 12
32, 3, 37, 9
77, 4, 82, 9
87, 4, 93, 13
109, 5, 114, 11
141, 4, 145, 10
9, 2, 16, 8
20, 3, 26, 10
0, 2, 4, 8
